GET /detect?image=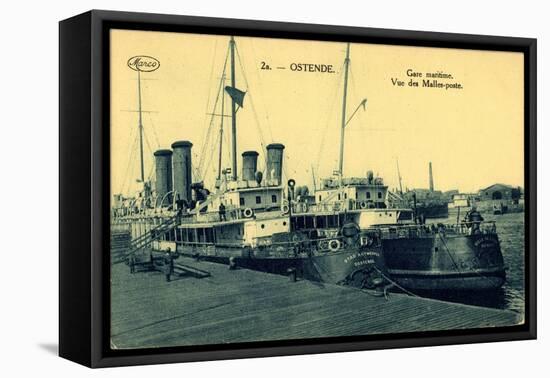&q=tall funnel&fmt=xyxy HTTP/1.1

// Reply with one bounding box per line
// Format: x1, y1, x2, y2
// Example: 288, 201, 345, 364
242, 151, 259, 181
429, 161, 434, 192
266, 143, 285, 185
154, 149, 173, 206
171, 141, 193, 204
